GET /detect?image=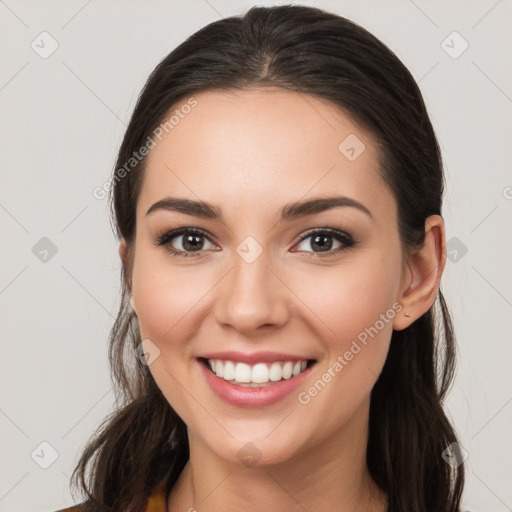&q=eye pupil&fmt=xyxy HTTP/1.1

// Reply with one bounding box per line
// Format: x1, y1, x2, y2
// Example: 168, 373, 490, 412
312, 234, 332, 252
183, 234, 204, 251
